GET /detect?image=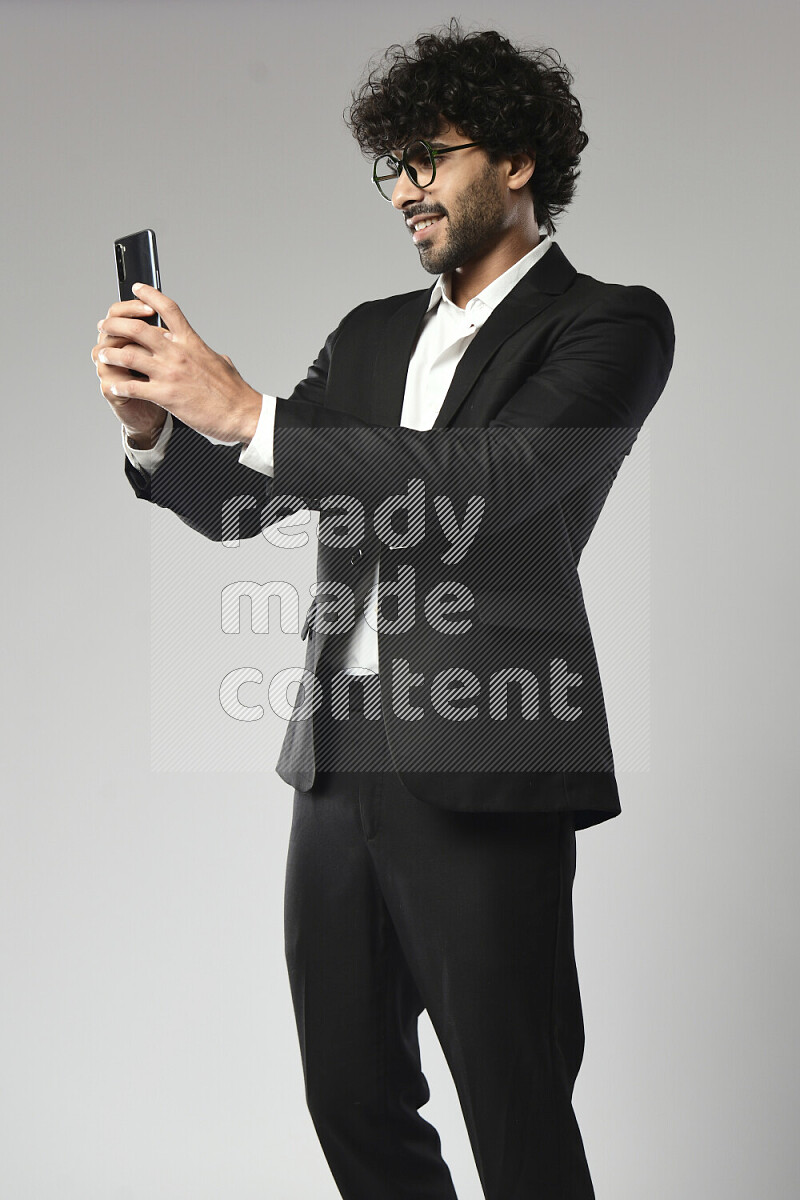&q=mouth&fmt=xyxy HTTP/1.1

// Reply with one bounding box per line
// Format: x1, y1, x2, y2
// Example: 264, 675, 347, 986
410, 214, 445, 244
